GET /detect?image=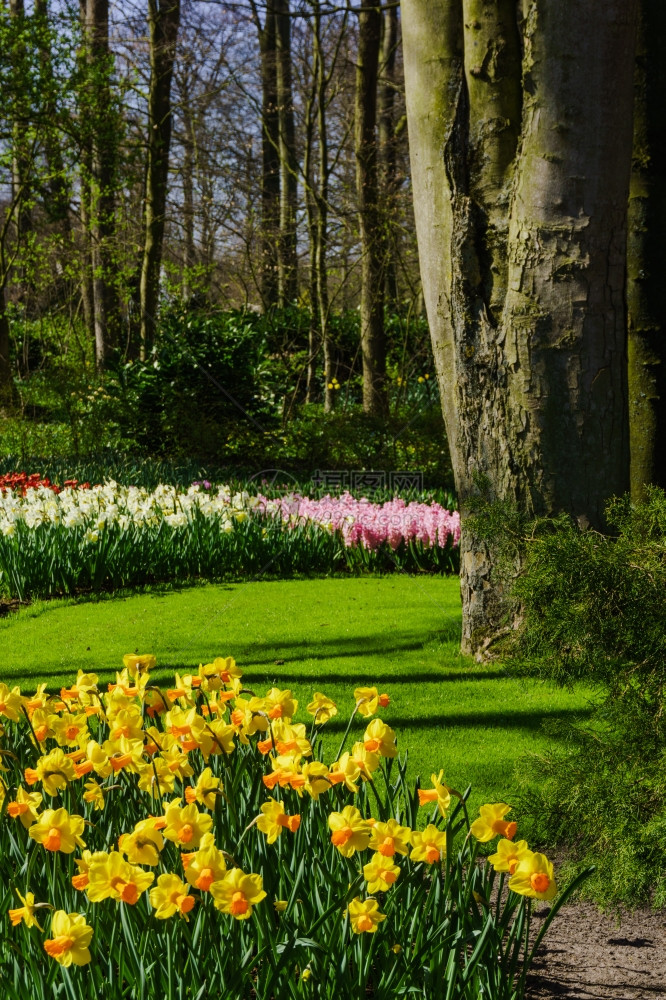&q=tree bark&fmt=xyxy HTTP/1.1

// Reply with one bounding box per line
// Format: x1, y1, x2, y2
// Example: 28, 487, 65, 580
403, 0, 636, 654
140, 0, 181, 358
253, 2, 280, 309
275, 0, 298, 306
378, 4, 399, 308
355, 3, 386, 417
627, 0, 666, 497
87, 0, 120, 367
